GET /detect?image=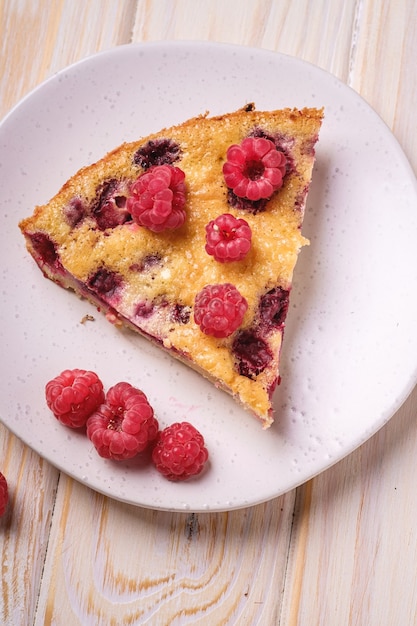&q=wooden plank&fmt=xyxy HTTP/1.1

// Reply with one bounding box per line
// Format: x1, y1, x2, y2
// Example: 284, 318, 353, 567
281, 386, 417, 625
0, 2, 137, 624
0, 0, 137, 119
0, 424, 59, 625
35, 475, 296, 624
133, 0, 358, 81
278, 1, 417, 622
350, 0, 417, 172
